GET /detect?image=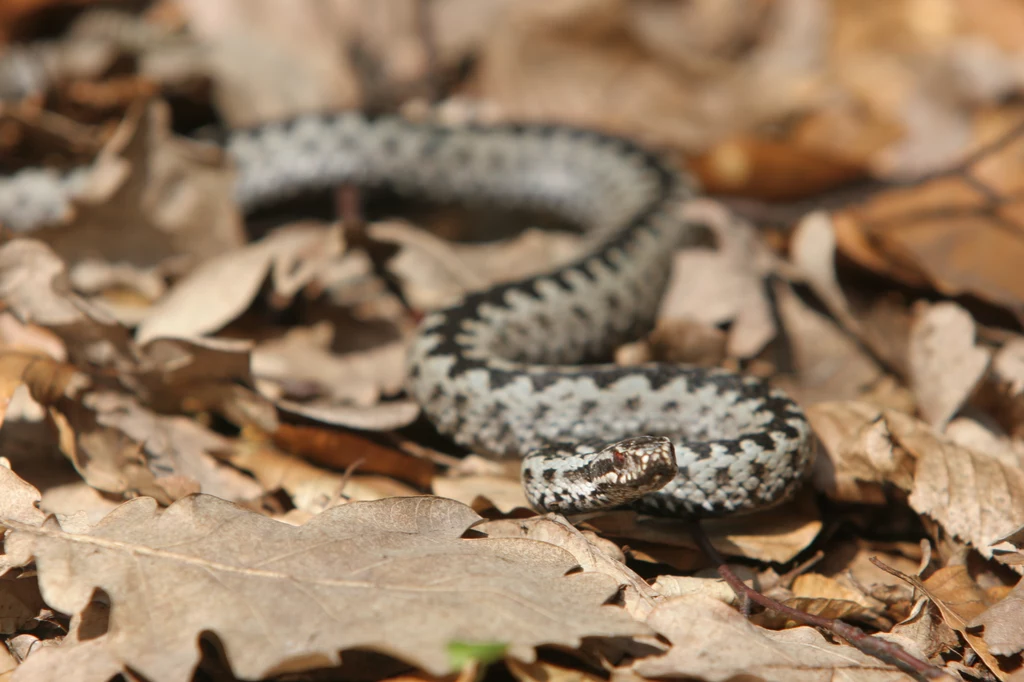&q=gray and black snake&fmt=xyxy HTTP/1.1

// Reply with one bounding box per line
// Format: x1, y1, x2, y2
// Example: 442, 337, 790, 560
0, 112, 815, 516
